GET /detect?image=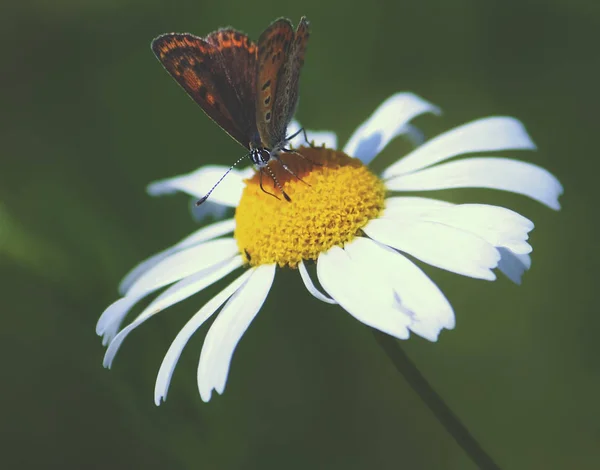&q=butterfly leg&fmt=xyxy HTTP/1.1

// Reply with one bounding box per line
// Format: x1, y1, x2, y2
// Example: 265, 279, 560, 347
285, 127, 315, 148
260, 167, 291, 202
301, 127, 316, 148
273, 155, 312, 187
281, 148, 323, 167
